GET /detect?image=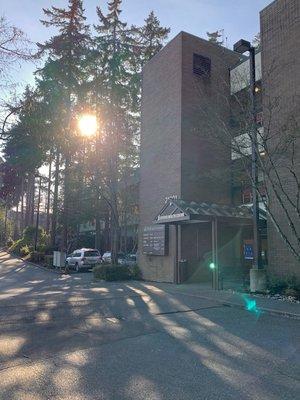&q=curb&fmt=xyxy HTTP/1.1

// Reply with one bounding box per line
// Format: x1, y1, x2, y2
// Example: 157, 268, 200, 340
24, 260, 64, 275
164, 289, 300, 320
16, 254, 64, 275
